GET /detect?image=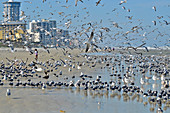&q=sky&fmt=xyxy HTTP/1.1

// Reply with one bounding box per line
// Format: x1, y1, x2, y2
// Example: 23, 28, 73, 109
0, 0, 170, 47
